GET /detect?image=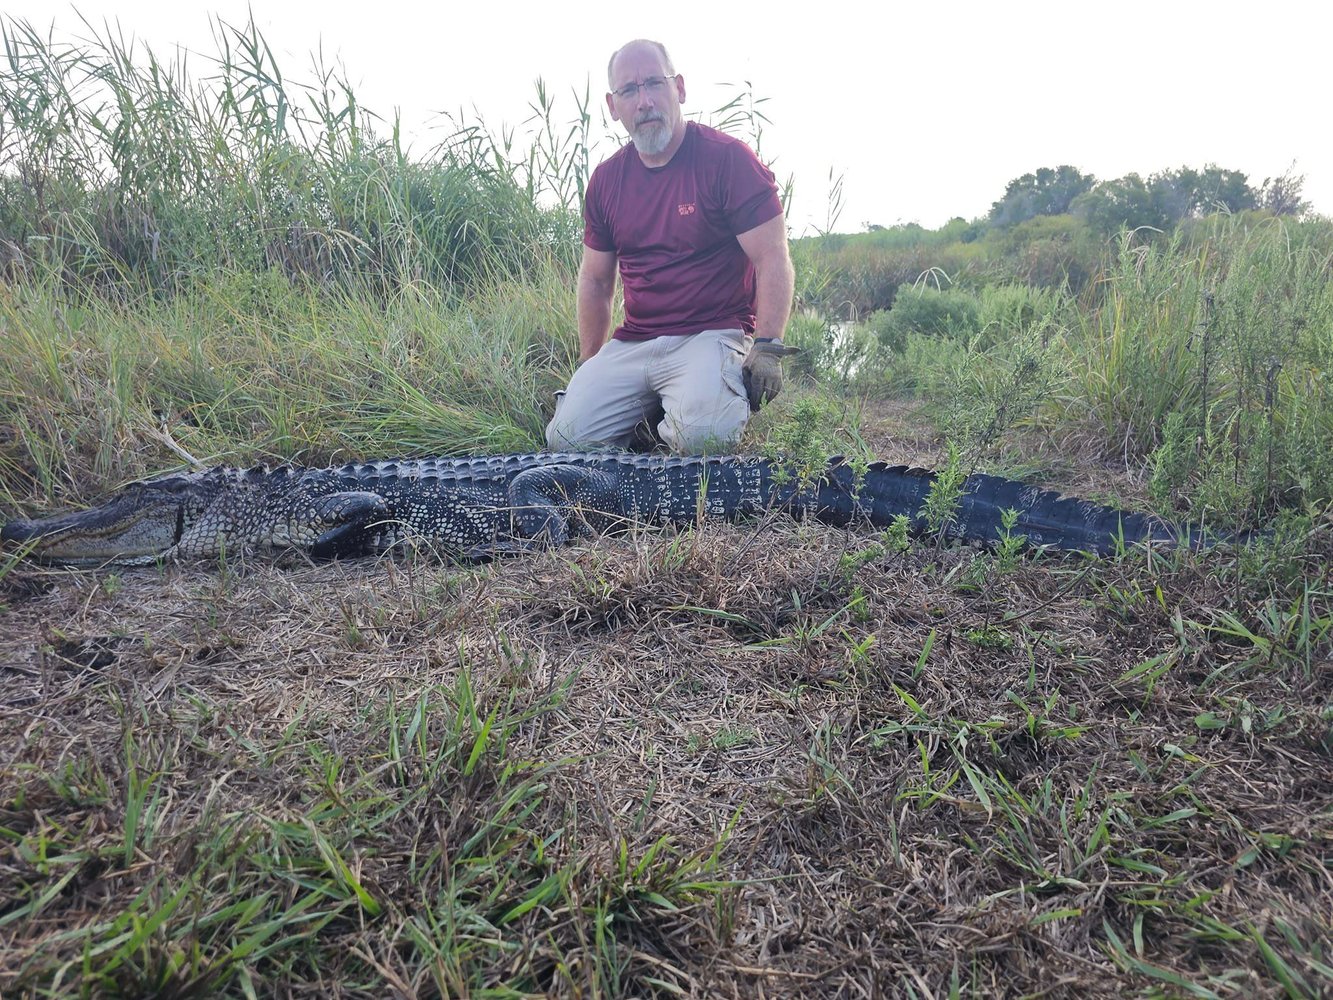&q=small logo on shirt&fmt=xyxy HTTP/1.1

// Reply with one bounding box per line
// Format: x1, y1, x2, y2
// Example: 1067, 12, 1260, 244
677, 203, 696, 216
